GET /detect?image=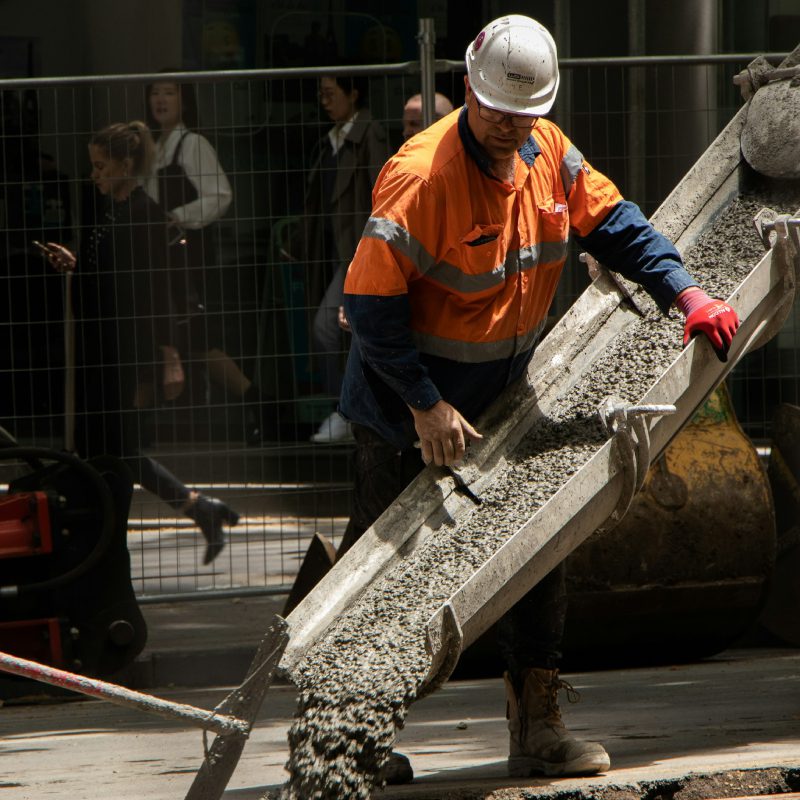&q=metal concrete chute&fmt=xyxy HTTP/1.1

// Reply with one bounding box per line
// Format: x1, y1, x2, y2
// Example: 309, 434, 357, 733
418, 56, 800, 691
280, 81, 785, 683
422, 207, 799, 693
279, 265, 645, 675
280, 66, 800, 684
